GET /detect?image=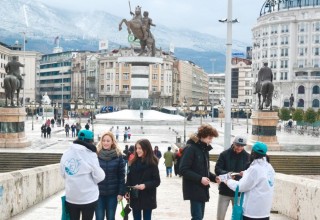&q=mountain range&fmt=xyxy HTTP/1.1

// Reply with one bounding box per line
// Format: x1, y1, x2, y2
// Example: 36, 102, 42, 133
0, 0, 250, 73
